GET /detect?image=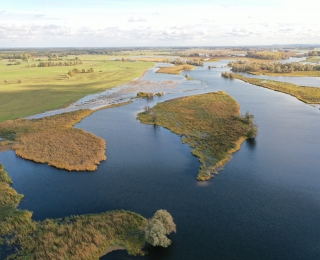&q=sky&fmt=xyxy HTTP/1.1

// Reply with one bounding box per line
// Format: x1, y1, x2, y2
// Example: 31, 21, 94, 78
0, 0, 320, 47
